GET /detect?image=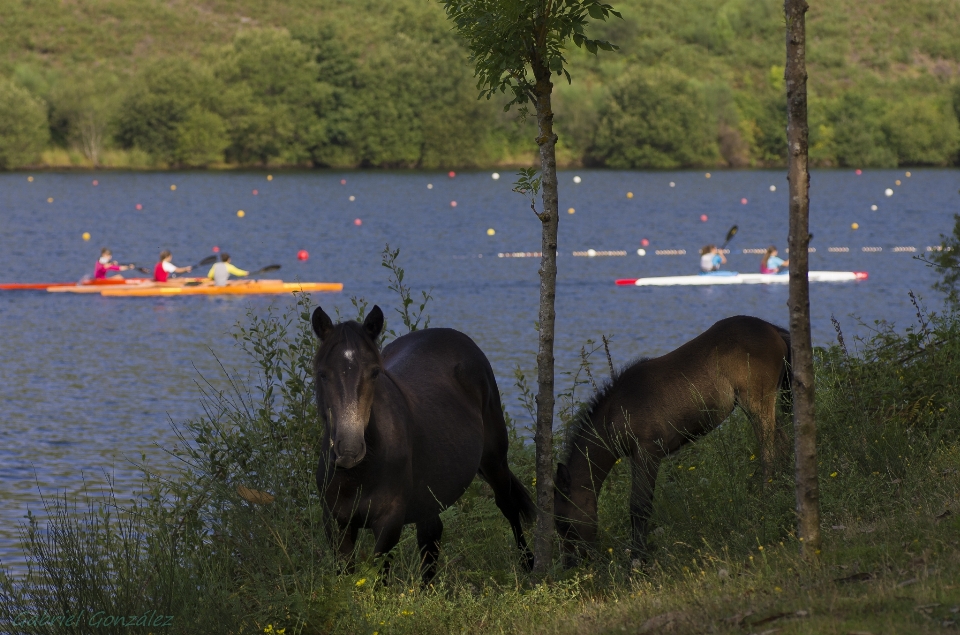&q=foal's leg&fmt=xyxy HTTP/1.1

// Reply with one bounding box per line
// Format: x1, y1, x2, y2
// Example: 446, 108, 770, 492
629, 450, 661, 560
325, 518, 359, 574
416, 515, 444, 584
751, 390, 779, 482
